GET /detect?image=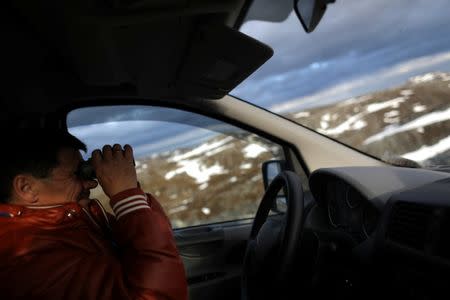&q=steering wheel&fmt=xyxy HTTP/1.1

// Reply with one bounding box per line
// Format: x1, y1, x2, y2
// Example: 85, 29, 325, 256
241, 171, 304, 300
